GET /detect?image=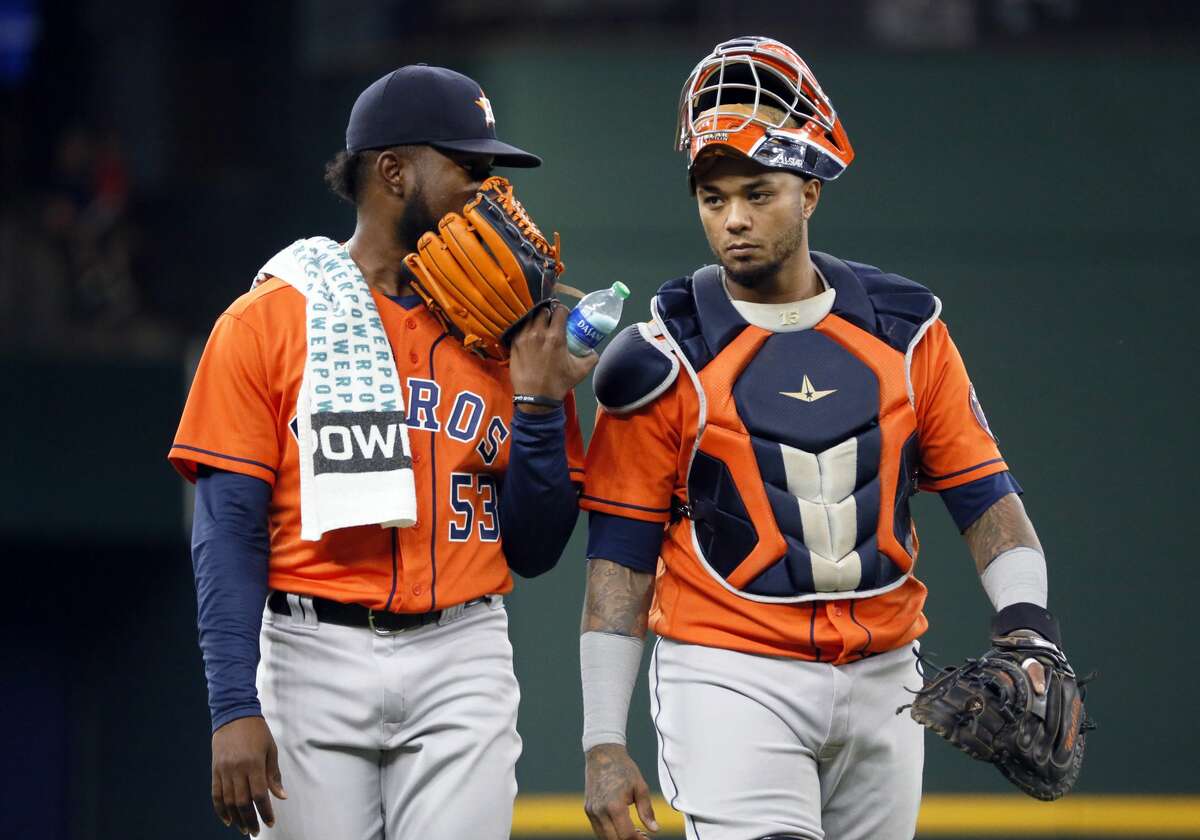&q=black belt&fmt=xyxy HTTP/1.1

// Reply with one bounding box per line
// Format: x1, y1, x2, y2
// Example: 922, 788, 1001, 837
268, 591, 488, 634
